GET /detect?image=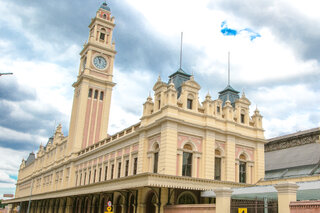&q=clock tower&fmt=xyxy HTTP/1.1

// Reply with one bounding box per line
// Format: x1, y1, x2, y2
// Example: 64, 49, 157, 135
67, 3, 116, 154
